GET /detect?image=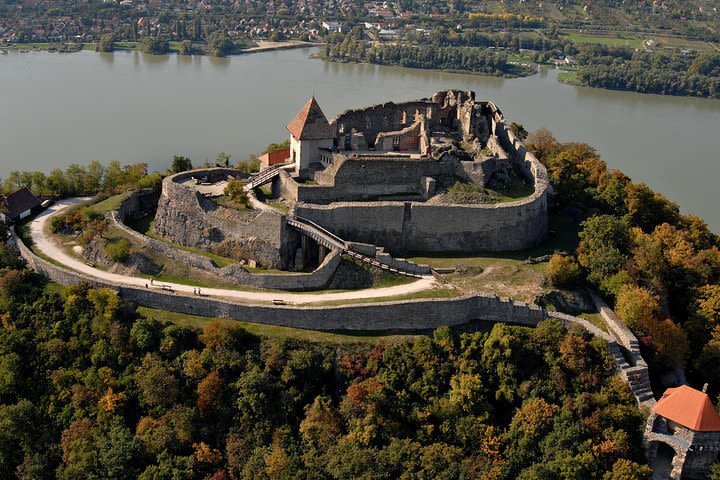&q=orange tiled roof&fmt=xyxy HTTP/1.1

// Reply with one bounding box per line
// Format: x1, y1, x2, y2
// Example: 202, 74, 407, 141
287, 97, 335, 140
653, 385, 720, 432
